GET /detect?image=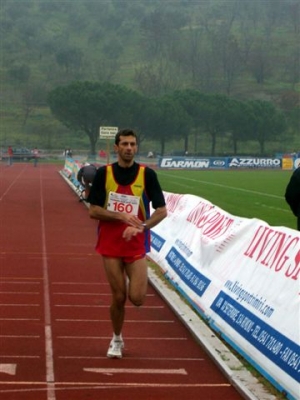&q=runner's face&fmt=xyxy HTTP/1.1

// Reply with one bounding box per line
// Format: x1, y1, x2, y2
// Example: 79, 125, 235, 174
115, 135, 138, 165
